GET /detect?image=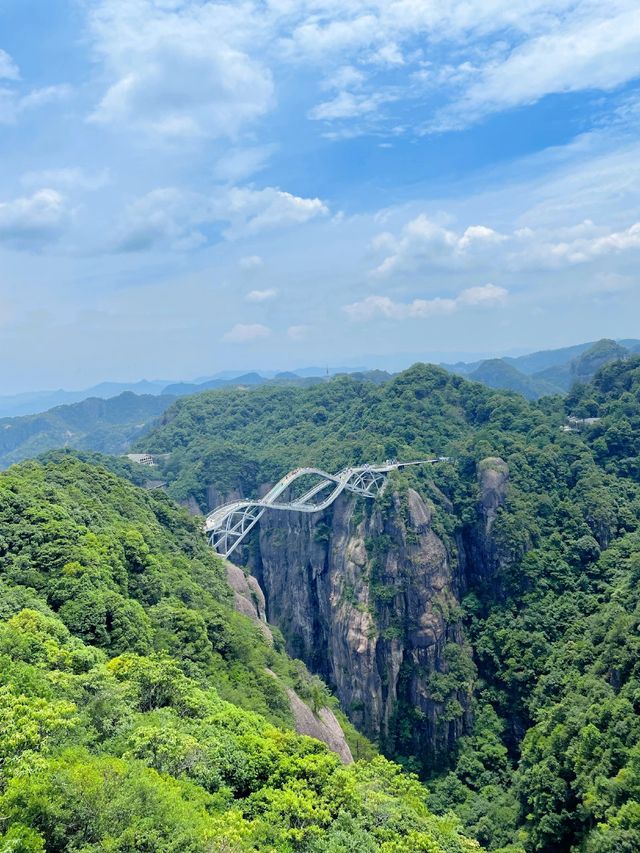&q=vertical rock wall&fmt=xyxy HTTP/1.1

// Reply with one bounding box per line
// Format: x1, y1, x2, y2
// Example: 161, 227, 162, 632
253, 487, 472, 769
